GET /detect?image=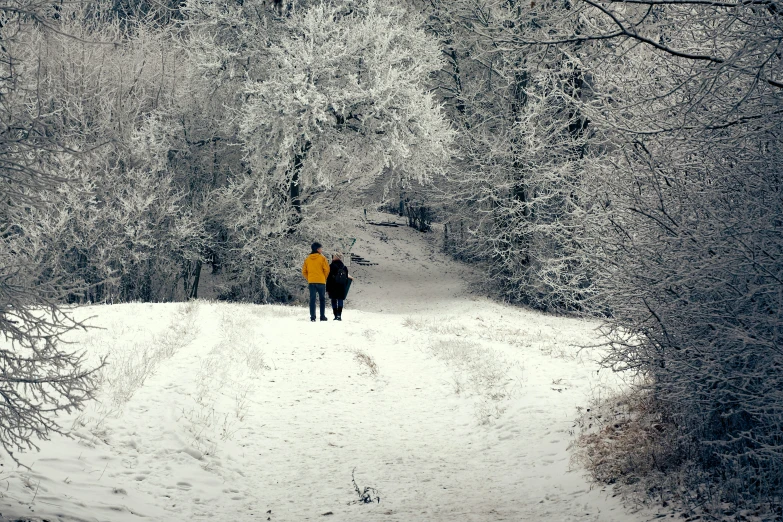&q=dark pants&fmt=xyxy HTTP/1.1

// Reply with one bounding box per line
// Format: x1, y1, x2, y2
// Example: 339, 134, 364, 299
309, 283, 326, 320
331, 298, 344, 319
